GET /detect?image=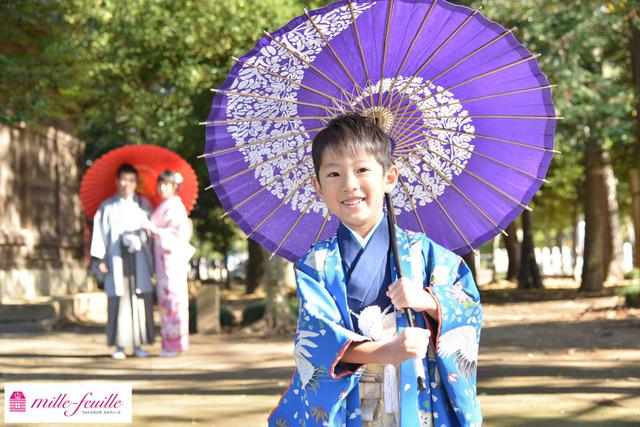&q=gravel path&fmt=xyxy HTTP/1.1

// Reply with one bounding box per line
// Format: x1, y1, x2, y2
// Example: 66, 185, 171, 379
1, 294, 638, 426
